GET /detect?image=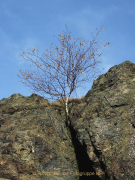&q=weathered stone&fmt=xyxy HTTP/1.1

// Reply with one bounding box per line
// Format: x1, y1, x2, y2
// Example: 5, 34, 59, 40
69, 60, 135, 179
1, 60, 135, 180
0, 93, 79, 180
